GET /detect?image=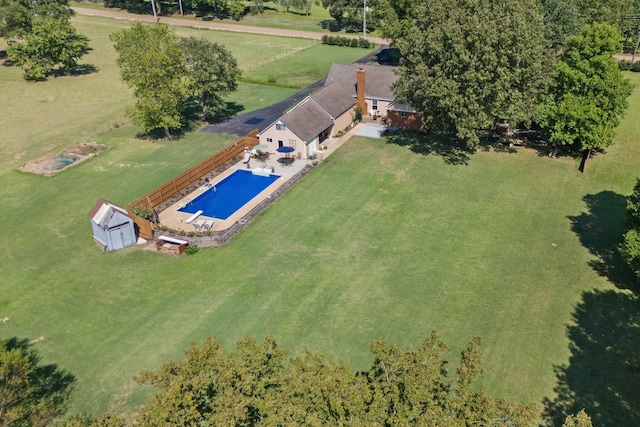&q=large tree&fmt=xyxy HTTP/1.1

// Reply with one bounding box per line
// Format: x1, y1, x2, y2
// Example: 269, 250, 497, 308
111, 23, 240, 138
390, 0, 549, 147
1, 0, 87, 80
577, 0, 640, 28
7, 15, 88, 80
540, 0, 583, 49
321, 0, 380, 33
620, 178, 640, 279
111, 23, 189, 138
542, 23, 632, 165
179, 37, 240, 121
0, 336, 75, 426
